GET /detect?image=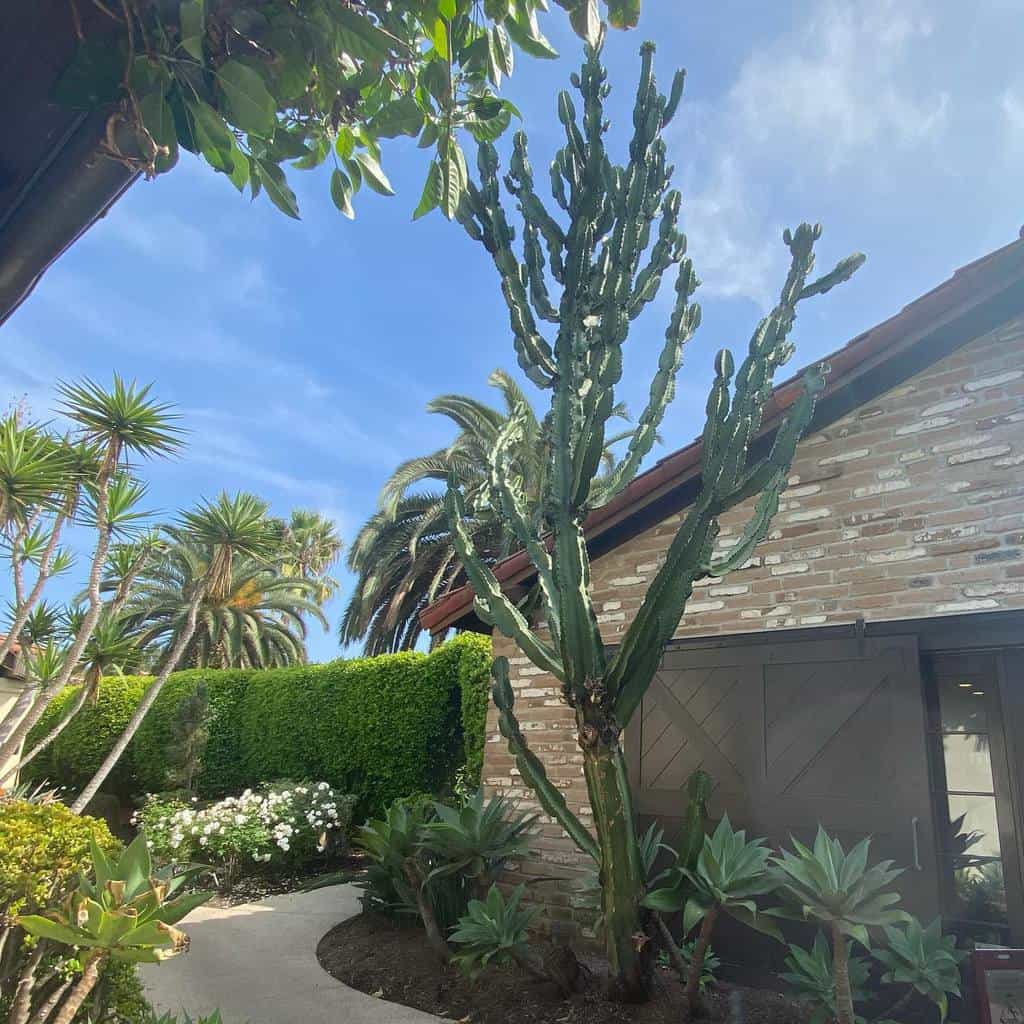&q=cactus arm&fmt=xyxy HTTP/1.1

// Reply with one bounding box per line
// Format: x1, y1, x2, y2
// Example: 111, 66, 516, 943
488, 415, 561, 645
708, 468, 787, 576
461, 149, 557, 389
491, 657, 600, 861
445, 484, 565, 681
601, 257, 701, 500
607, 501, 719, 724
508, 131, 566, 287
